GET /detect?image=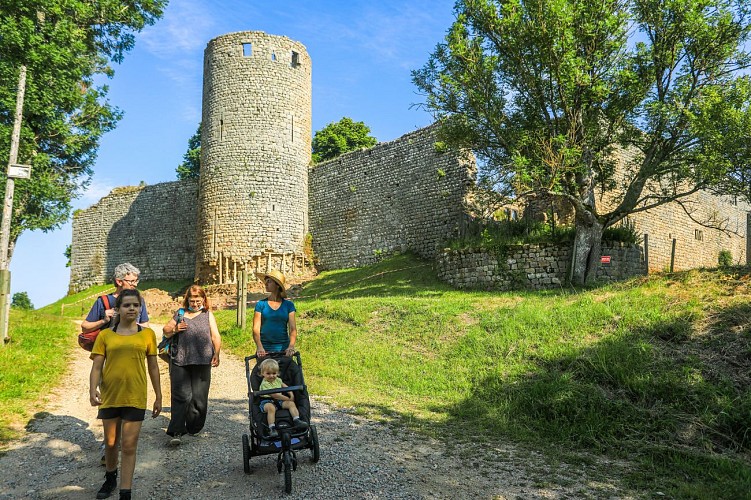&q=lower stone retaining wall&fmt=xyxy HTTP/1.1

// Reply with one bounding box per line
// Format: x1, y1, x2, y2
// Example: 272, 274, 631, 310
437, 242, 645, 290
